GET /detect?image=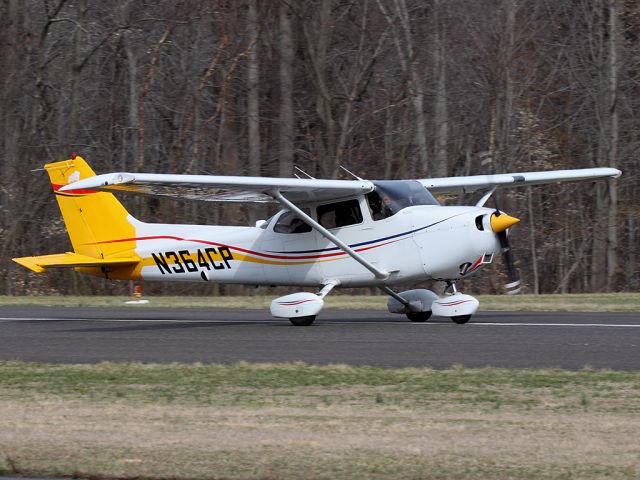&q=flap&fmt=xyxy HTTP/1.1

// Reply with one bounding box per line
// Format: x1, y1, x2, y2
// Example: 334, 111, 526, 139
60, 172, 374, 204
